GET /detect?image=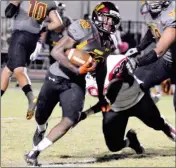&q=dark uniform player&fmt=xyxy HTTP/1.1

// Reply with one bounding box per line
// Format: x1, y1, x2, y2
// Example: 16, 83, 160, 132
45, 2, 73, 65
29, 2, 73, 64
79, 54, 175, 154
1, 1, 63, 119
125, 1, 176, 111
24, 2, 121, 166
